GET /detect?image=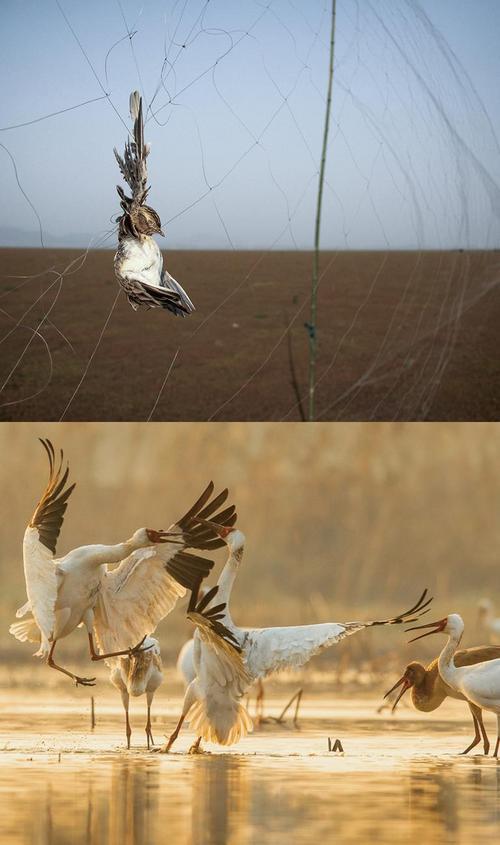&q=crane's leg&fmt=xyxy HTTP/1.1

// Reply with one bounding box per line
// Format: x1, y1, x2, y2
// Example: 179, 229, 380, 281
120, 689, 131, 750
47, 641, 96, 687
87, 632, 152, 662
188, 737, 203, 754
494, 715, 500, 758
255, 679, 265, 724
271, 689, 303, 727
460, 703, 482, 754
154, 681, 197, 754
146, 690, 155, 749
476, 706, 490, 755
